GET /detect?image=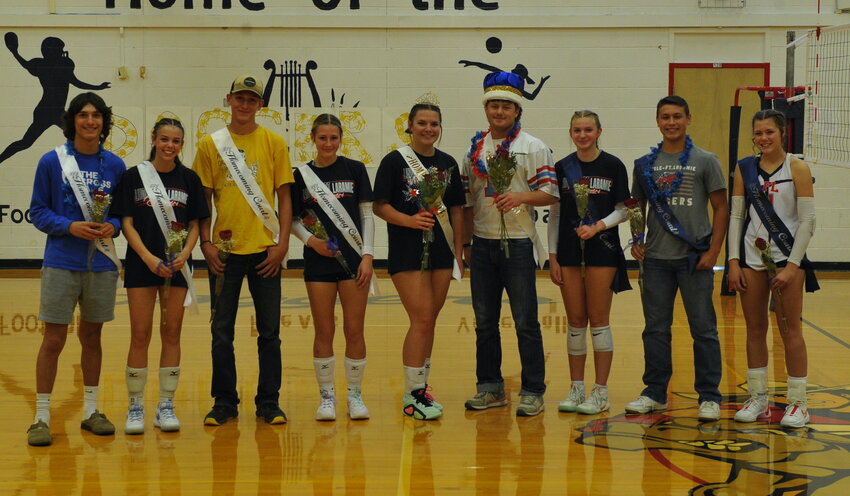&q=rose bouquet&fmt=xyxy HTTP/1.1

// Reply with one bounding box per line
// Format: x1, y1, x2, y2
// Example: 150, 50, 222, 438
573, 183, 590, 275
624, 197, 645, 294
301, 209, 354, 278
417, 166, 452, 270
755, 237, 789, 333
162, 221, 188, 320
210, 229, 234, 324
486, 148, 518, 257
87, 190, 112, 272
